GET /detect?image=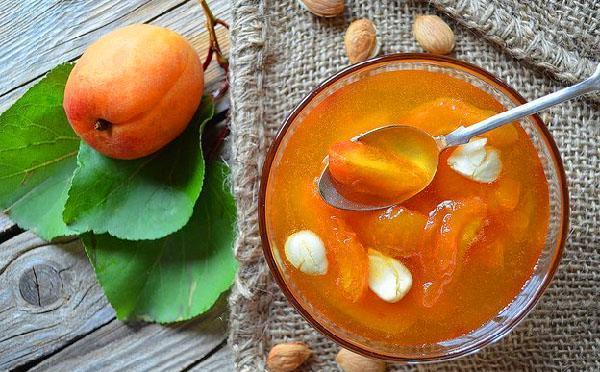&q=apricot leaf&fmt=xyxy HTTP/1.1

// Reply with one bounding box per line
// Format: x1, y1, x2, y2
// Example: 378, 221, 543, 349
0, 64, 79, 240
63, 96, 214, 240
82, 161, 237, 322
